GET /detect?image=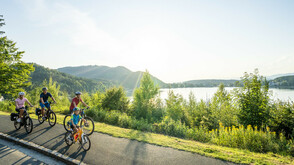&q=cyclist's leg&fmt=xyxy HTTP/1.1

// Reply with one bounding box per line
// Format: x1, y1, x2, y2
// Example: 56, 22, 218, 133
16, 108, 21, 122
45, 102, 51, 111
19, 108, 24, 119
40, 102, 46, 117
